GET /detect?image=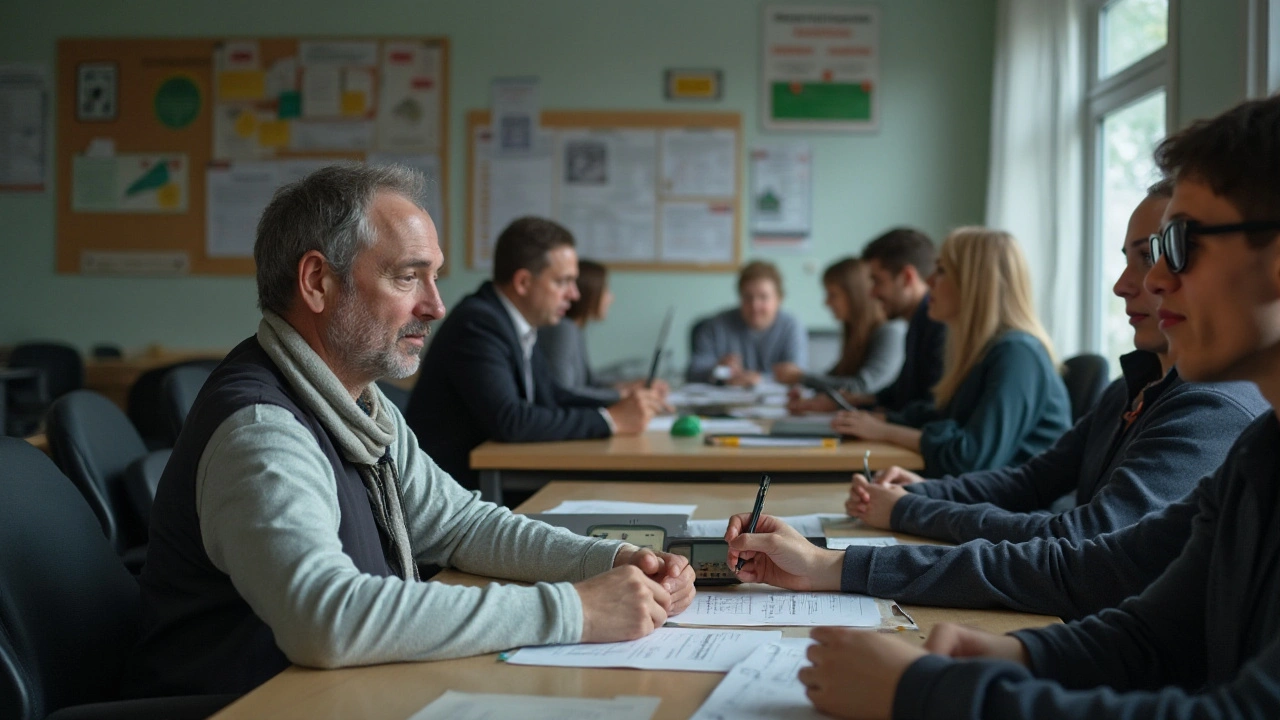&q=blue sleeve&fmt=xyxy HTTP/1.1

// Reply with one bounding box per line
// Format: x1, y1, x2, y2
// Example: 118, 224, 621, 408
893, 384, 1258, 544
917, 340, 1054, 475
891, 400, 943, 428
840, 481, 1203, 621
895, 646, 1280, 720
782, 313, 808, 368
